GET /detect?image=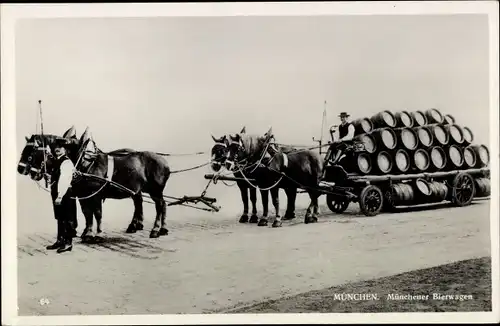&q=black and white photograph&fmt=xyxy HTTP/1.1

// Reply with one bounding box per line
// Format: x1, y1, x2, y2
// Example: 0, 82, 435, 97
2, 2, 499, 325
